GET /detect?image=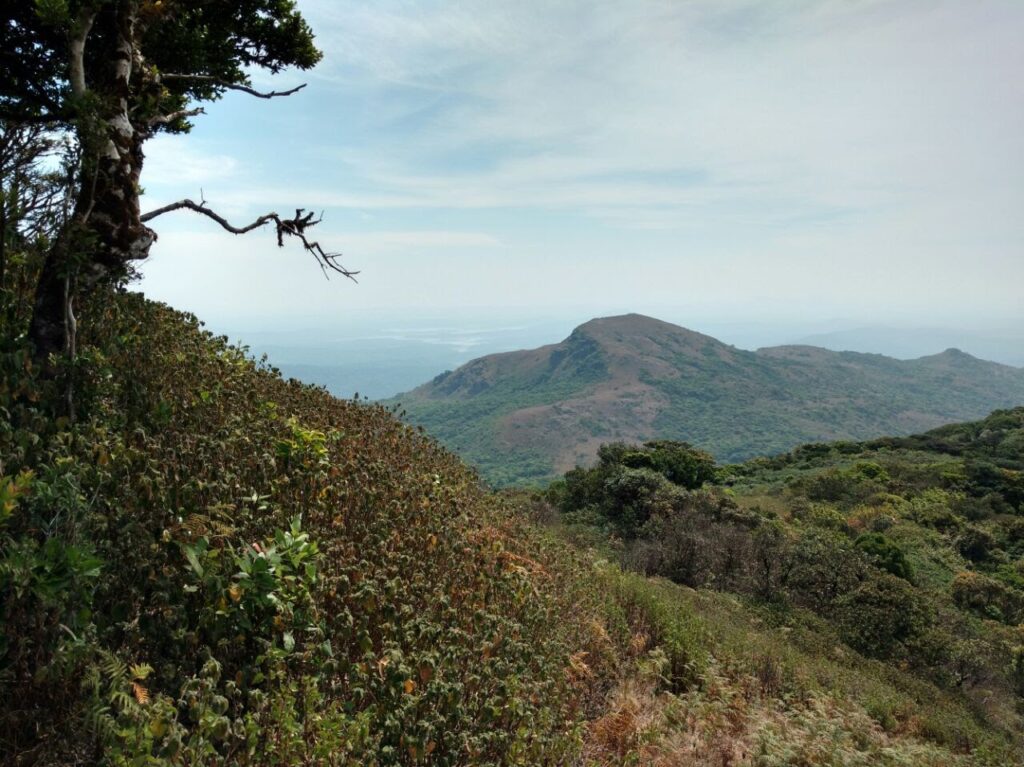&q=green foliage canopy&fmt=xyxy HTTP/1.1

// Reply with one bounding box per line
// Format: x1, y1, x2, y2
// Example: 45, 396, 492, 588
0, 0, 321, 128
1, 1, 334, 363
